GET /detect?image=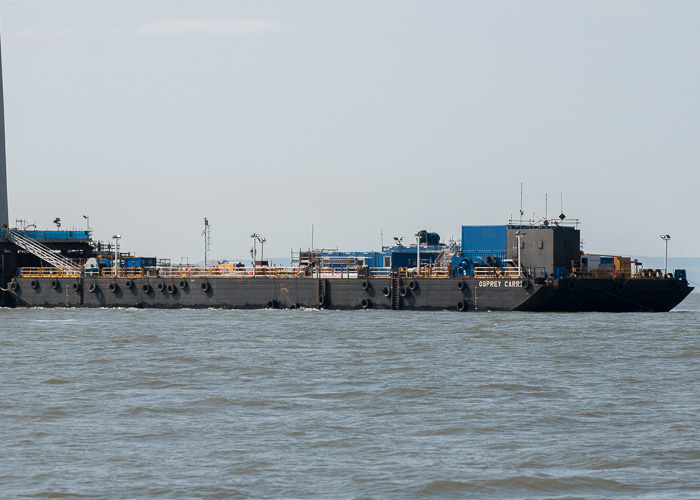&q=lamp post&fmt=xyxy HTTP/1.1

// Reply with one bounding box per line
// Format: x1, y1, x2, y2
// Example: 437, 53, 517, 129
515, 231, 525, 278
251, 233, 260, 277
112, 234, 121, 277
660, 234, 671, 276
415, 232, 421, 277
257, 235, 266, 263
82, 214, 90, 234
